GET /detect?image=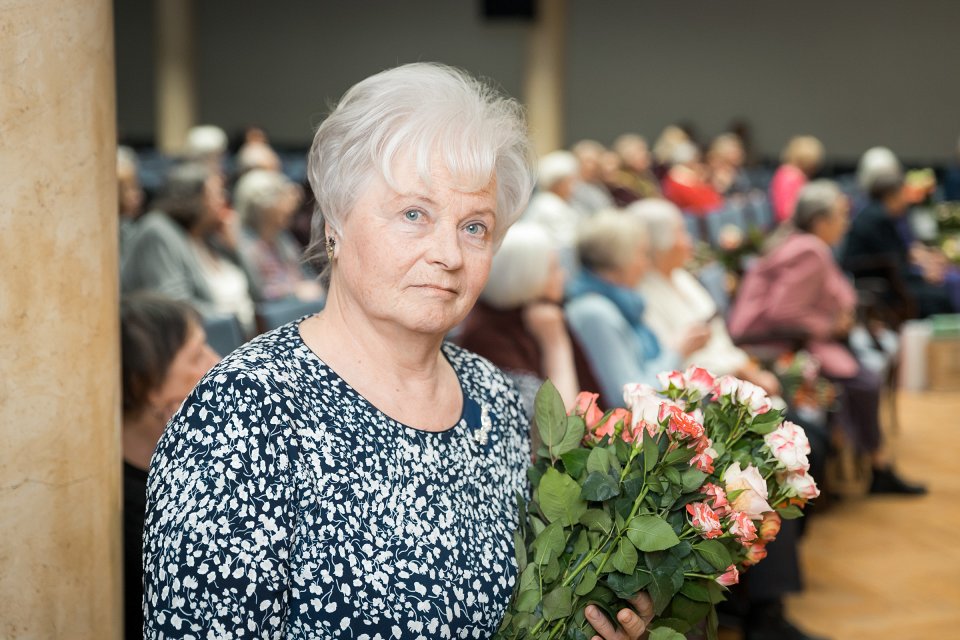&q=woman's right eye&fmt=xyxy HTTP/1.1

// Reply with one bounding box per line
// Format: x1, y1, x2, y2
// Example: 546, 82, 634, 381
403, 209, 423, 222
